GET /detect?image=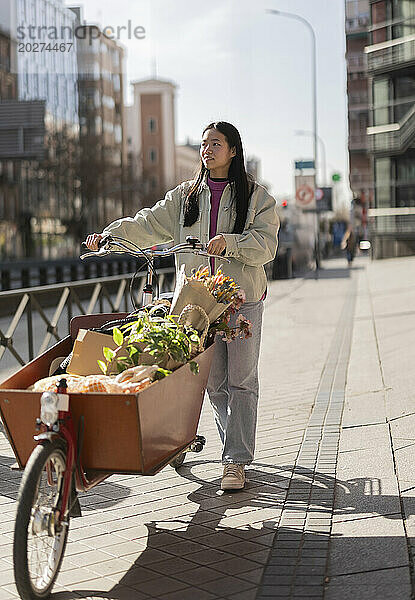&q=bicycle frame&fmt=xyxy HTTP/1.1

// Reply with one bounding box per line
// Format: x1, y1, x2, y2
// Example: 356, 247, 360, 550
31, 236, 226, 525
35, 405, 109, 526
